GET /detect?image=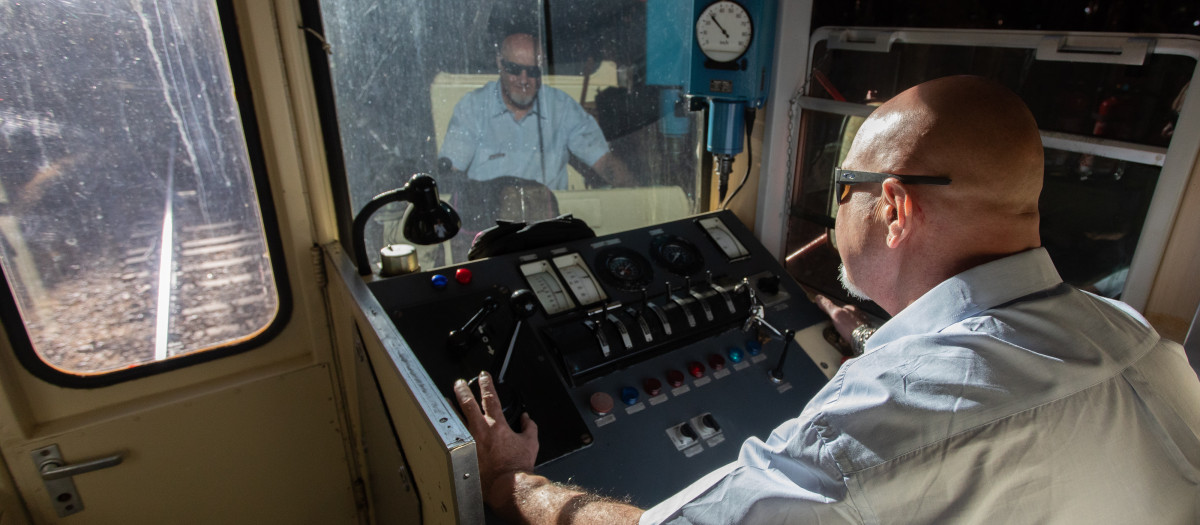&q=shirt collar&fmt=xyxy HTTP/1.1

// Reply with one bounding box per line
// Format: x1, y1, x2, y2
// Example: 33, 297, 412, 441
868, 248, 1063, 350
487, 81, 544, 120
